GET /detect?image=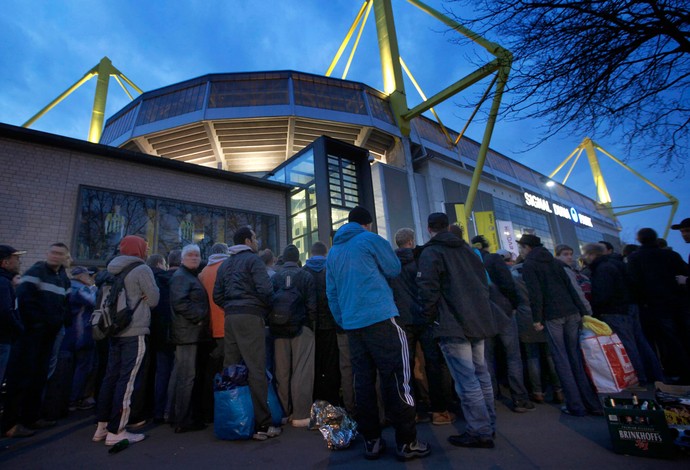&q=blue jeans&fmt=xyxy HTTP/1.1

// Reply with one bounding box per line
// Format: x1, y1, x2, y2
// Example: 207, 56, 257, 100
485, 315, 529, 402
0, 343, 10, 386
439, 337, 495, 439
523, 342, 561, 395
70, 348, 96, 403
545, 315, 601, 415
154, 349, 175, 420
